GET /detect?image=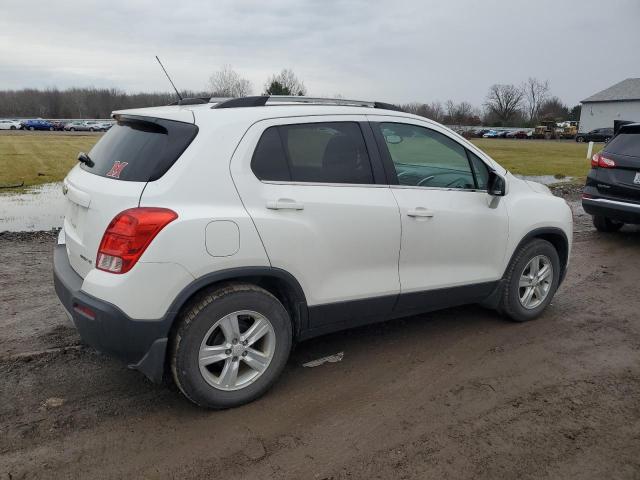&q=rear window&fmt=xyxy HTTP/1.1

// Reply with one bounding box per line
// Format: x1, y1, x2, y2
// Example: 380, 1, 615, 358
81, 116, 198, 181
605, 129, 640, 157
